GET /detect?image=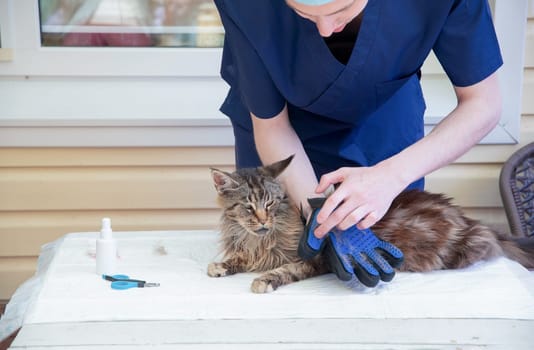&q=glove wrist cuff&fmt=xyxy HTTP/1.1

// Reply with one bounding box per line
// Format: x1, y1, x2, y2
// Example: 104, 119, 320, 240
307, 197, 326, 211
